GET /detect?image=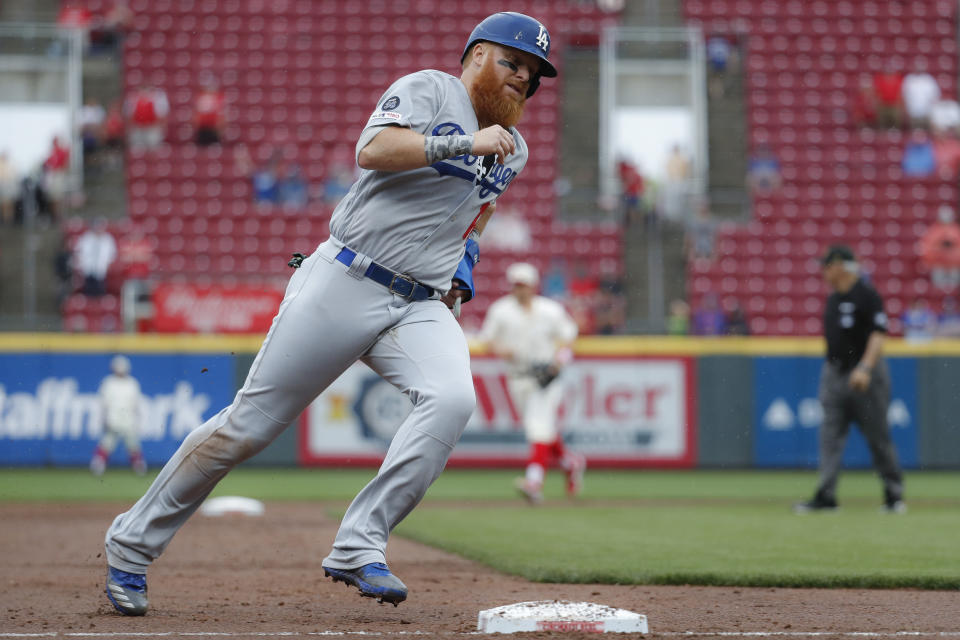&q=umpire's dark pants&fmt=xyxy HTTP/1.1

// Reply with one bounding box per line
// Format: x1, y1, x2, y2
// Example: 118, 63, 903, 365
816, 360, 904, 501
